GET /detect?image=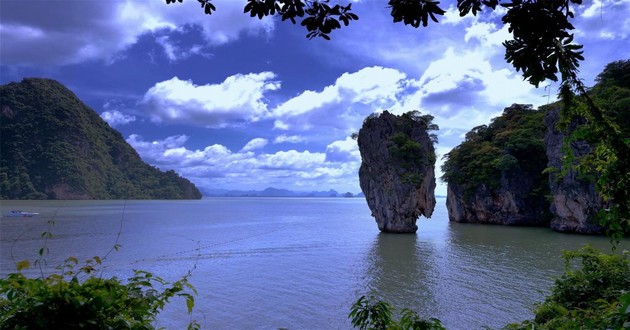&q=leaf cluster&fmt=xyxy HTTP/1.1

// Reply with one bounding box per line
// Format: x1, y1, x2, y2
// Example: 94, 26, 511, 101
0, 221, 199, 330
555, 59, 630, 246
505, 246, 630, 329
0, 269, 198, 329
389, 0, 446, 28
168, 0, 358, 40
502, 1, 584, 87
349, 295, 445, 330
